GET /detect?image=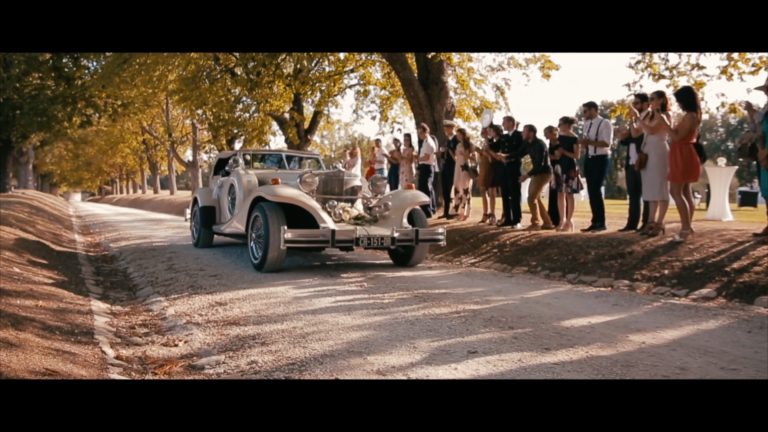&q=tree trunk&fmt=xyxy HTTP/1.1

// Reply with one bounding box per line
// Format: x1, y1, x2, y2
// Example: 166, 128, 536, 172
149, 163, 160, 194
167, 119, 203, 194
166, 148, 177, 195
131, 177, 138, 194
117, 170, 124, 195
111, 178, 118, 195
14, 145, 35, 190
39, 174, 51, 193
14, 150, 26, 190
140, 165, 147, 194
189, 120, 202, 192
225, 135, 238, 151
381, 53, 454, 146
142, 137, 161, 194
124, 174, 130, 195
23, 145, 35, 189
163, 95, 177, 195
269, 92, 324, 151
0, 137, 13, 193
